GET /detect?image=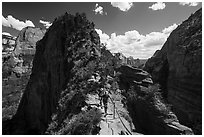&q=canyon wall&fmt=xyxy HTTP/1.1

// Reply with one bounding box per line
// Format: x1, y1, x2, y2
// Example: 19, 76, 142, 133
144, 8, 202, 134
